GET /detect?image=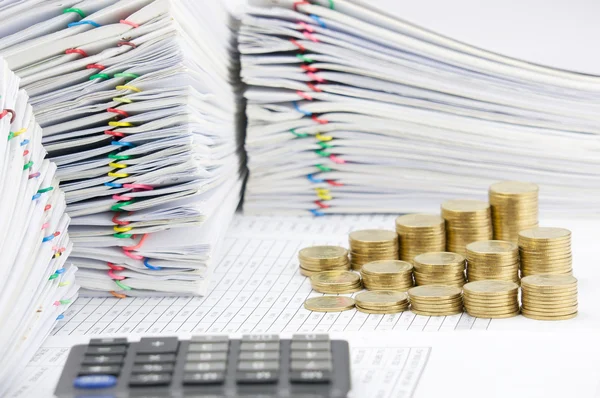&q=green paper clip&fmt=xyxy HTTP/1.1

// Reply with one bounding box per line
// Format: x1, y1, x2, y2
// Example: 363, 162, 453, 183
315, 164, 332, 172
296, 53, 314, 63
108, 153, 131, 160
317, 141, 332, 149
23, 161, 33, 170
316, 149, 331, 157
115, 280, 132, 290
89, 73, 110, 80
114, 72, 139, 80
59, 299, 71, 305
63, 8, 86, 18
49, 273, 59, 280
111, 200, 135, 211
37, 186, 54, 194
328, 0, 335, 9
113, 233, 133, 239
